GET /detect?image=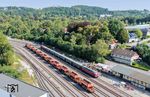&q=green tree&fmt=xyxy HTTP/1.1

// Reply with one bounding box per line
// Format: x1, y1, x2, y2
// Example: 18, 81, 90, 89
117, 29, 129, 43
0, 33, 14, 65
70, 35, 76, 44
108, 19, 125, 37
95, 25, 113, 43
134, 29, 143, 38
117, 44, 127, 49
92, 39, 109, 57
136, 44, 150, 65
